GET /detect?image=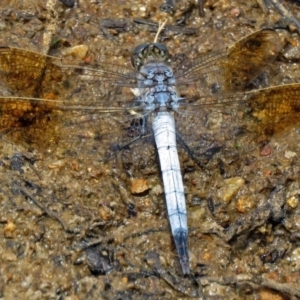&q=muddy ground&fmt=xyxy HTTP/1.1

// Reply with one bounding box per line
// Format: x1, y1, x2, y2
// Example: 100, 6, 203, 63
0, 0, 300, 299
